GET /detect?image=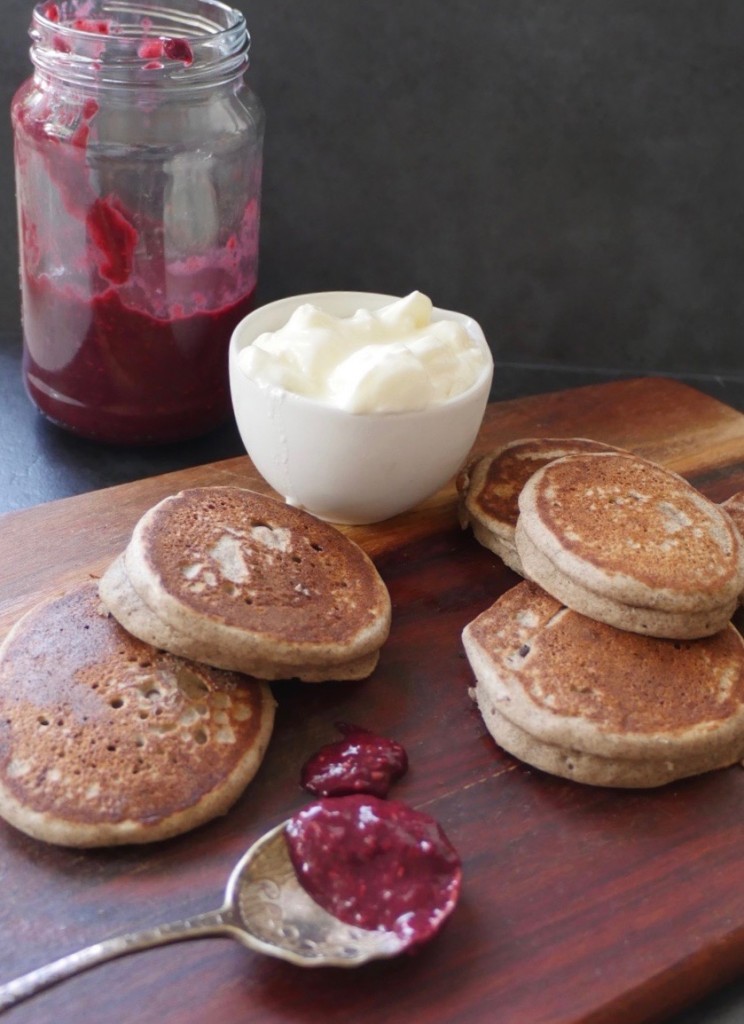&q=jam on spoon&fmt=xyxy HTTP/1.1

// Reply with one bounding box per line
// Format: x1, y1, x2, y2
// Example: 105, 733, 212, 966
0, 799, 461, 1015
0, 818, 409, 1012
294, 727, 460, 947
300, 722, 409, 798
285, 793, 462, 949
